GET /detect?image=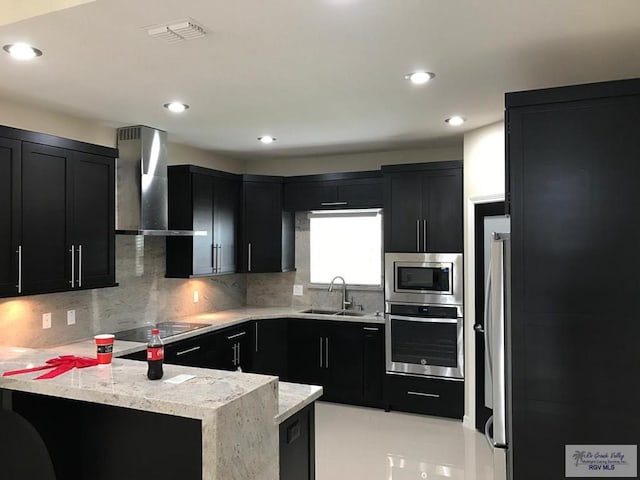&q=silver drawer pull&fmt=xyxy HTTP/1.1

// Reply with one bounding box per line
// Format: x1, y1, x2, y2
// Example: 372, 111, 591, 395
320, 201, 347, 206
227, 331, 247, 340
176, 346, 201, 356
407, 391, 440, 399
16, 246, 22, 293
363, 327, 379, 331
